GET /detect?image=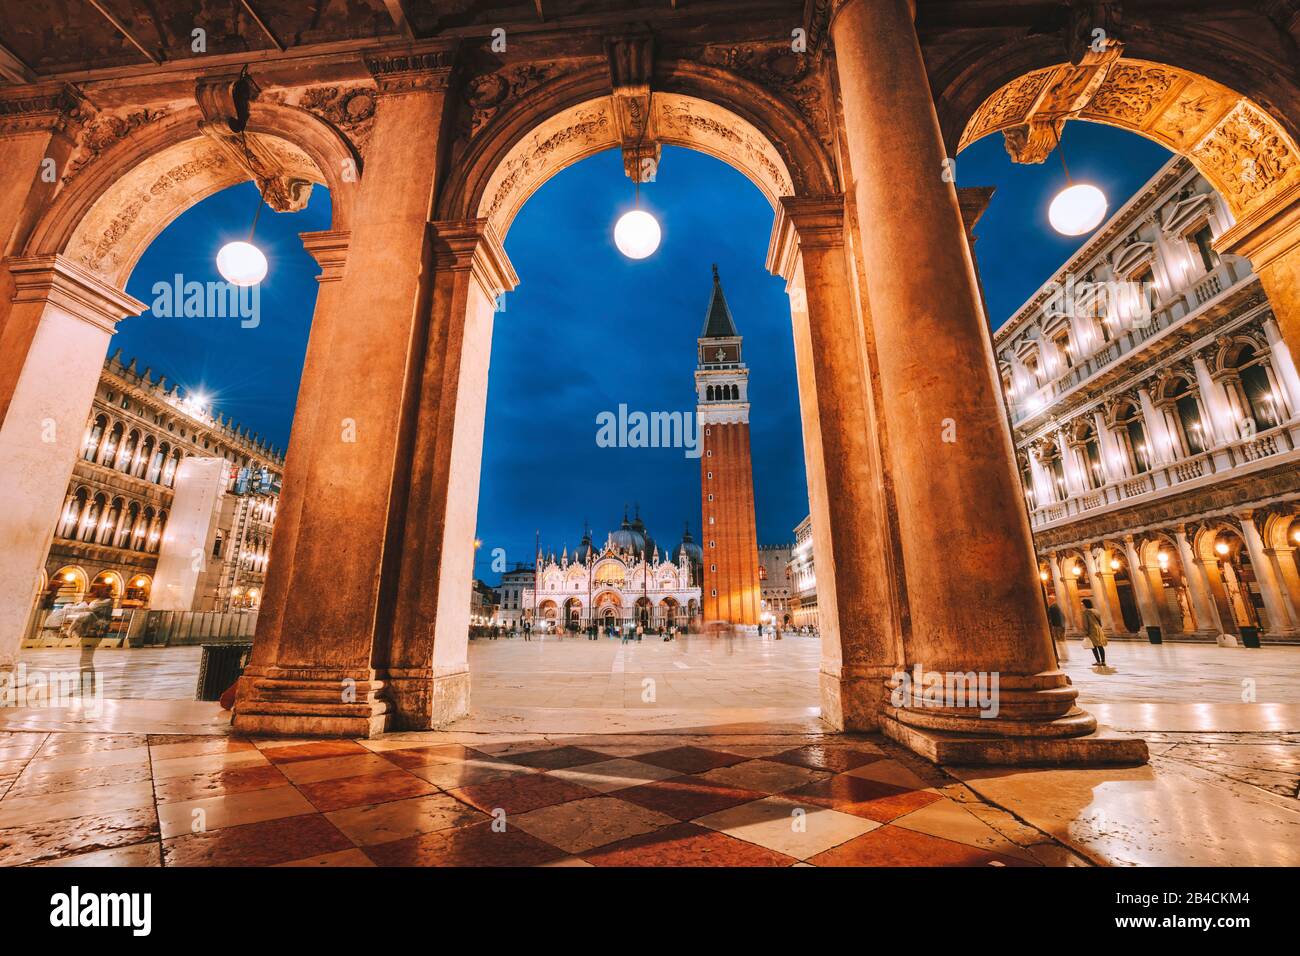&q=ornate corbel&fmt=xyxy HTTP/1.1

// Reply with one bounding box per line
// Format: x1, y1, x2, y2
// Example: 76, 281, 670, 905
1001, 3, 1124, 164
1066, 0, 1124, 67
195, 71, 312, 212
605, 32, 658, 182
